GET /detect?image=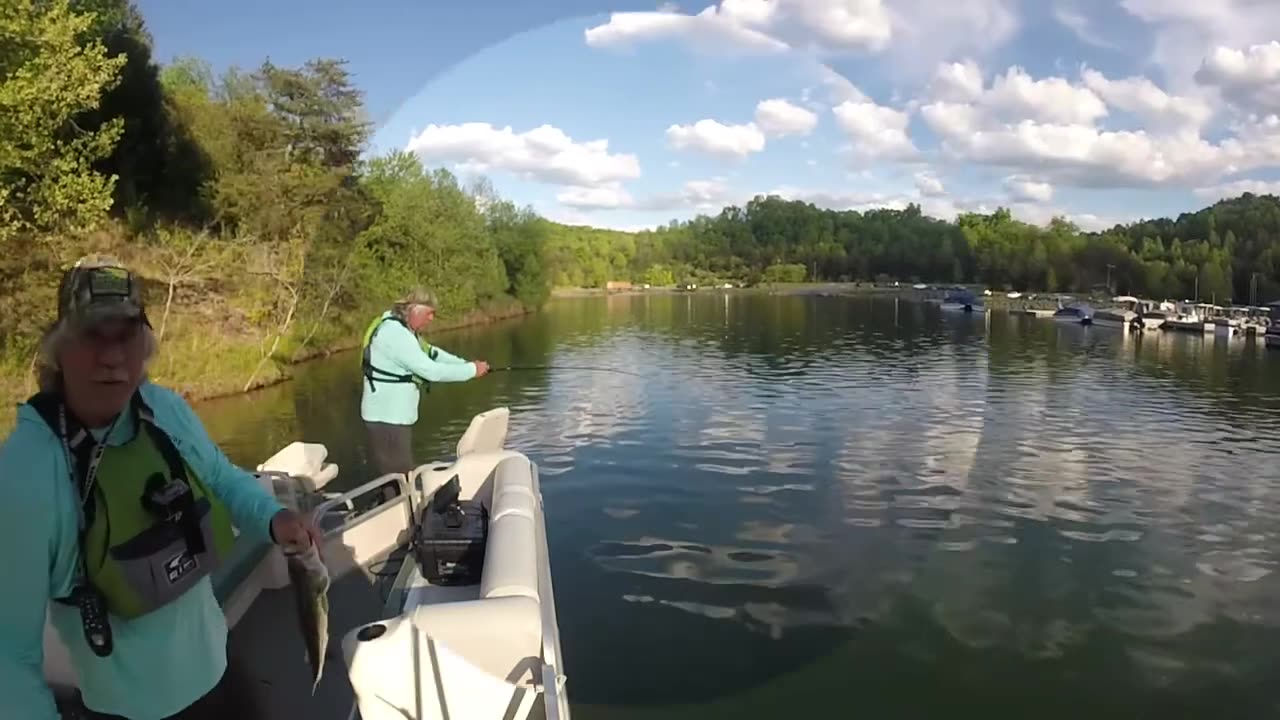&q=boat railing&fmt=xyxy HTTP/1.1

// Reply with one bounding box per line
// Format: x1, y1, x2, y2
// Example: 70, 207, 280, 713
309, 472, 416, 578
533, 463, 571, 720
